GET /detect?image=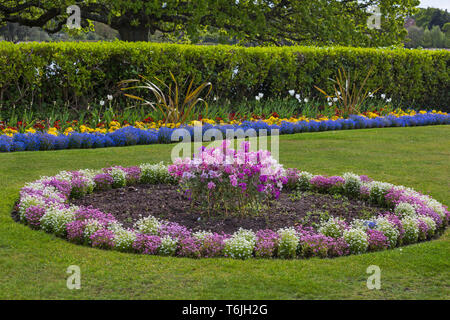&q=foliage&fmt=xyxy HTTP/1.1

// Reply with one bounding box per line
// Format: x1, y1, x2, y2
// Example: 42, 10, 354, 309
0, 0, 420, 44
1, 42, 448, 113
120, 72, 212, 124
315, 67, 381, 117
